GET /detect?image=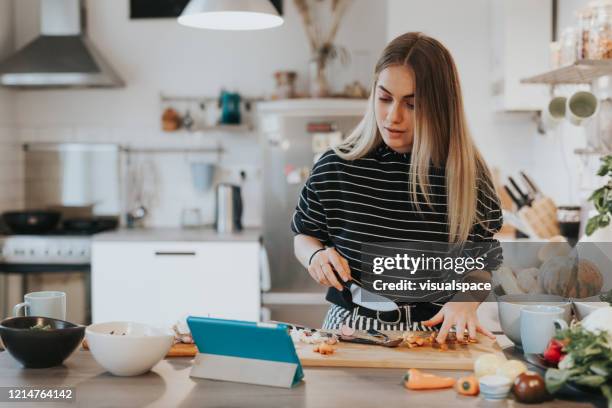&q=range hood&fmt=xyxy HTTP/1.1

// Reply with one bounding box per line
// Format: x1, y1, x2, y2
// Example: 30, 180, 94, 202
0, 0, 124, 88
